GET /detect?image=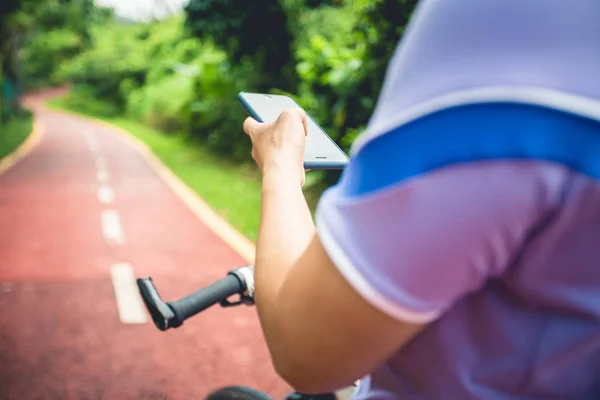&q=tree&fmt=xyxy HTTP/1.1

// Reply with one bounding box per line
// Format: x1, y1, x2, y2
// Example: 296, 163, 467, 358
304, 0, 343, 8
184, 0, 296, 91
1, 0, 28, 120
293, 0, 418, 186
0, 0, 113, 119
349, 0, 418, 125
